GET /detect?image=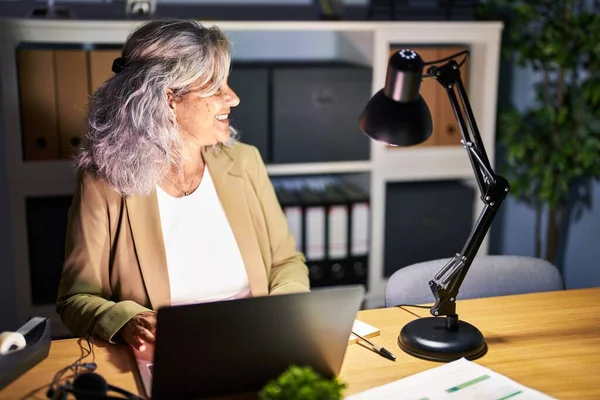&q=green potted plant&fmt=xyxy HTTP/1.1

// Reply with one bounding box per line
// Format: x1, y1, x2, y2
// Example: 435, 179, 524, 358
258, 365, 346, 400
479, 0, 600, 266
